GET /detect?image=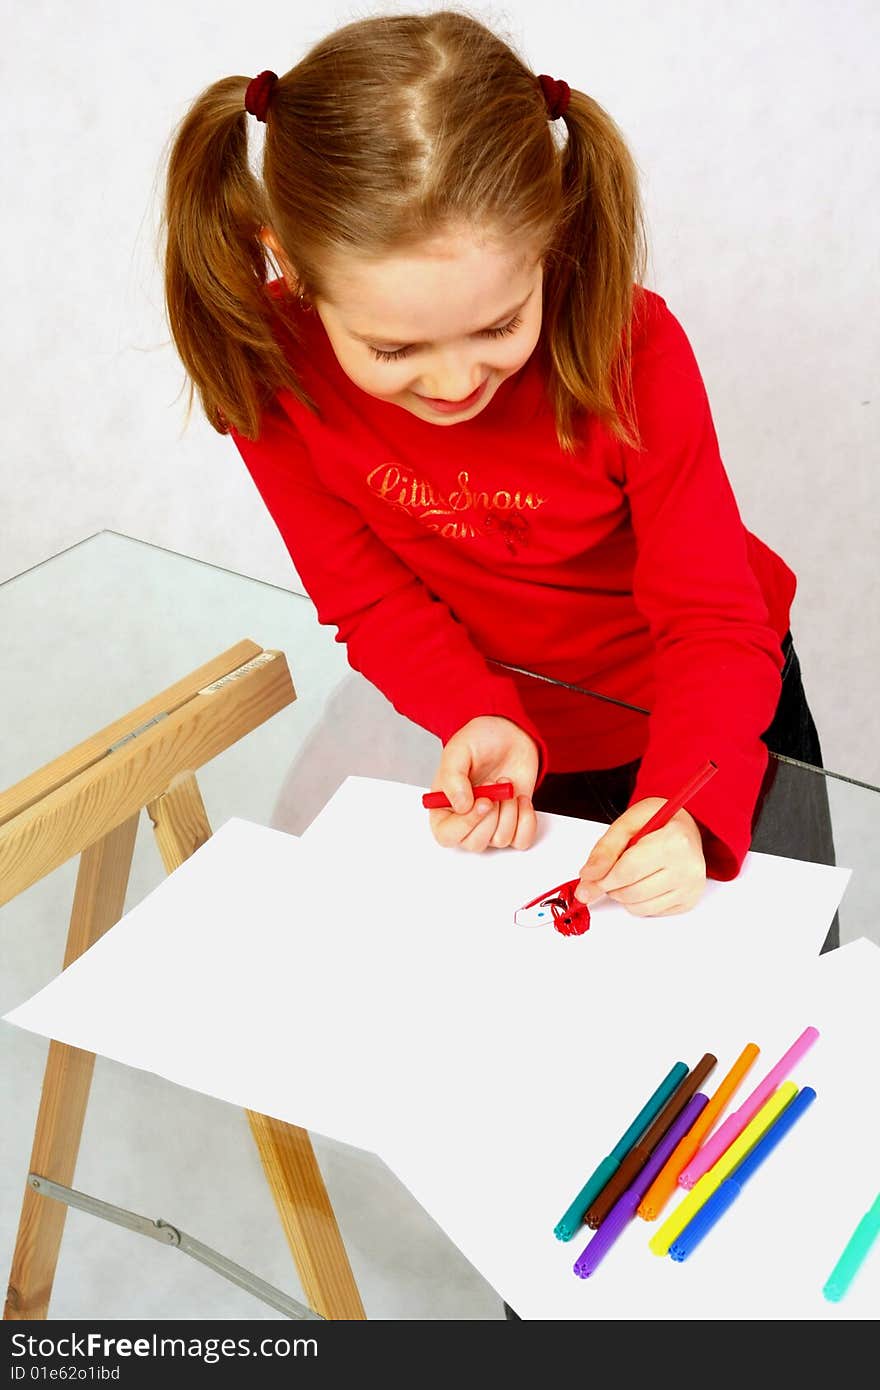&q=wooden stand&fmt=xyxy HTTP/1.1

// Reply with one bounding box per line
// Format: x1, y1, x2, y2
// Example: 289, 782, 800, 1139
1, 639, 365, 1320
